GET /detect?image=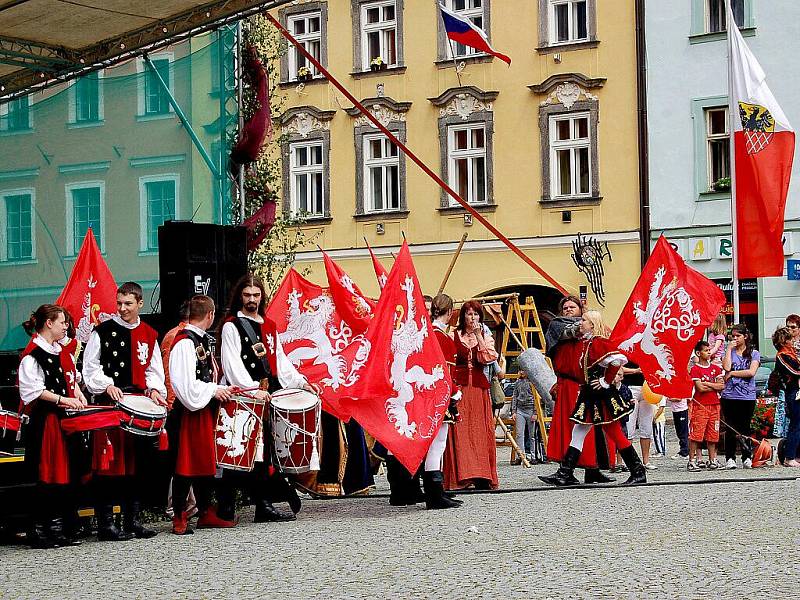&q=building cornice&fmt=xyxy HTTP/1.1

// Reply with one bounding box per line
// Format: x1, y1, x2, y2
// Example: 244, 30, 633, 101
427, 85, 499, 107
528, 73, 606, 95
